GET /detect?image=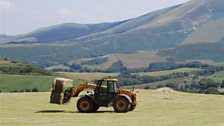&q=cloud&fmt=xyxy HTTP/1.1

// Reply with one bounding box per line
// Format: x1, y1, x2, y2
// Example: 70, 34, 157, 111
0, 0, 15, 11
57, 8, 74, 18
